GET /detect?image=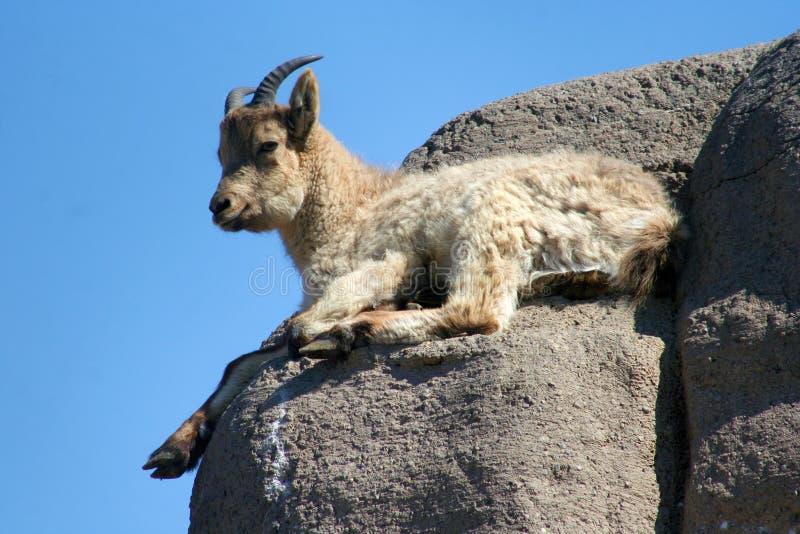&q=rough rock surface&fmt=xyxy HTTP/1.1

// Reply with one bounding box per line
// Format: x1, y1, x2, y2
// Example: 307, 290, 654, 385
192, 301, 675, 533
189, 43, 770, 533
403, 44, 769, 214
678, 32, 800, 532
